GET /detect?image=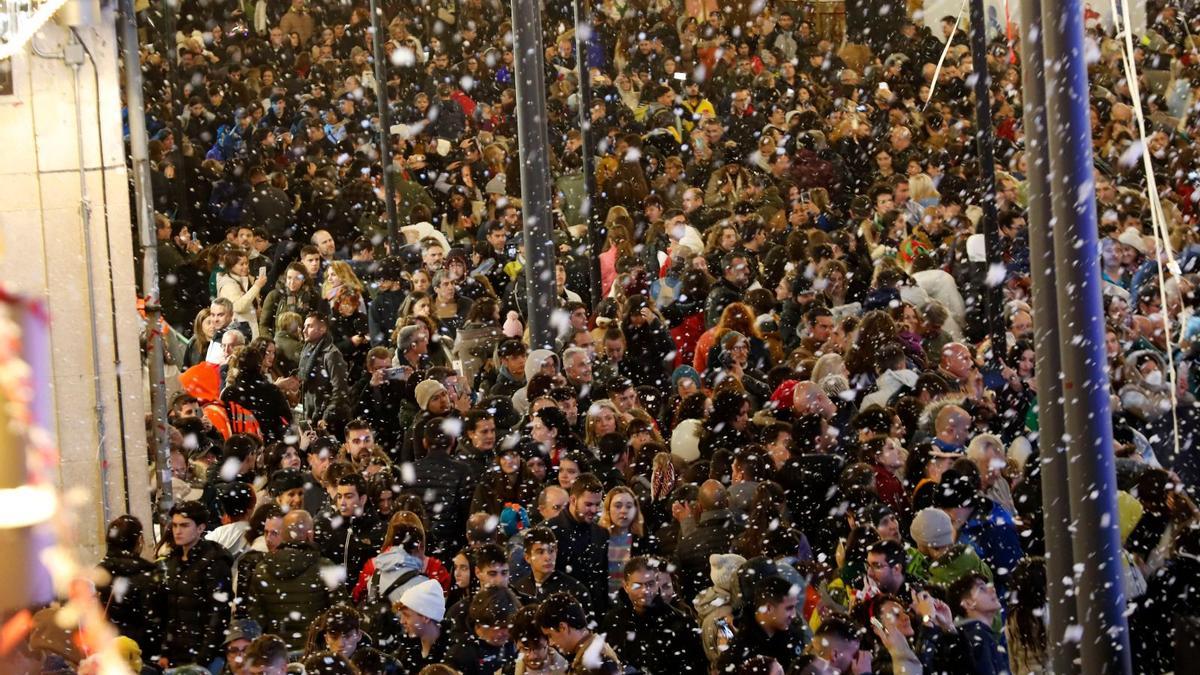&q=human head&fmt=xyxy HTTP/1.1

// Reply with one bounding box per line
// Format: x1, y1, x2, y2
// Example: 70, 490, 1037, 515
568, 473, 604, 524
865, 539, 906, 594
753, 576, 800, 633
